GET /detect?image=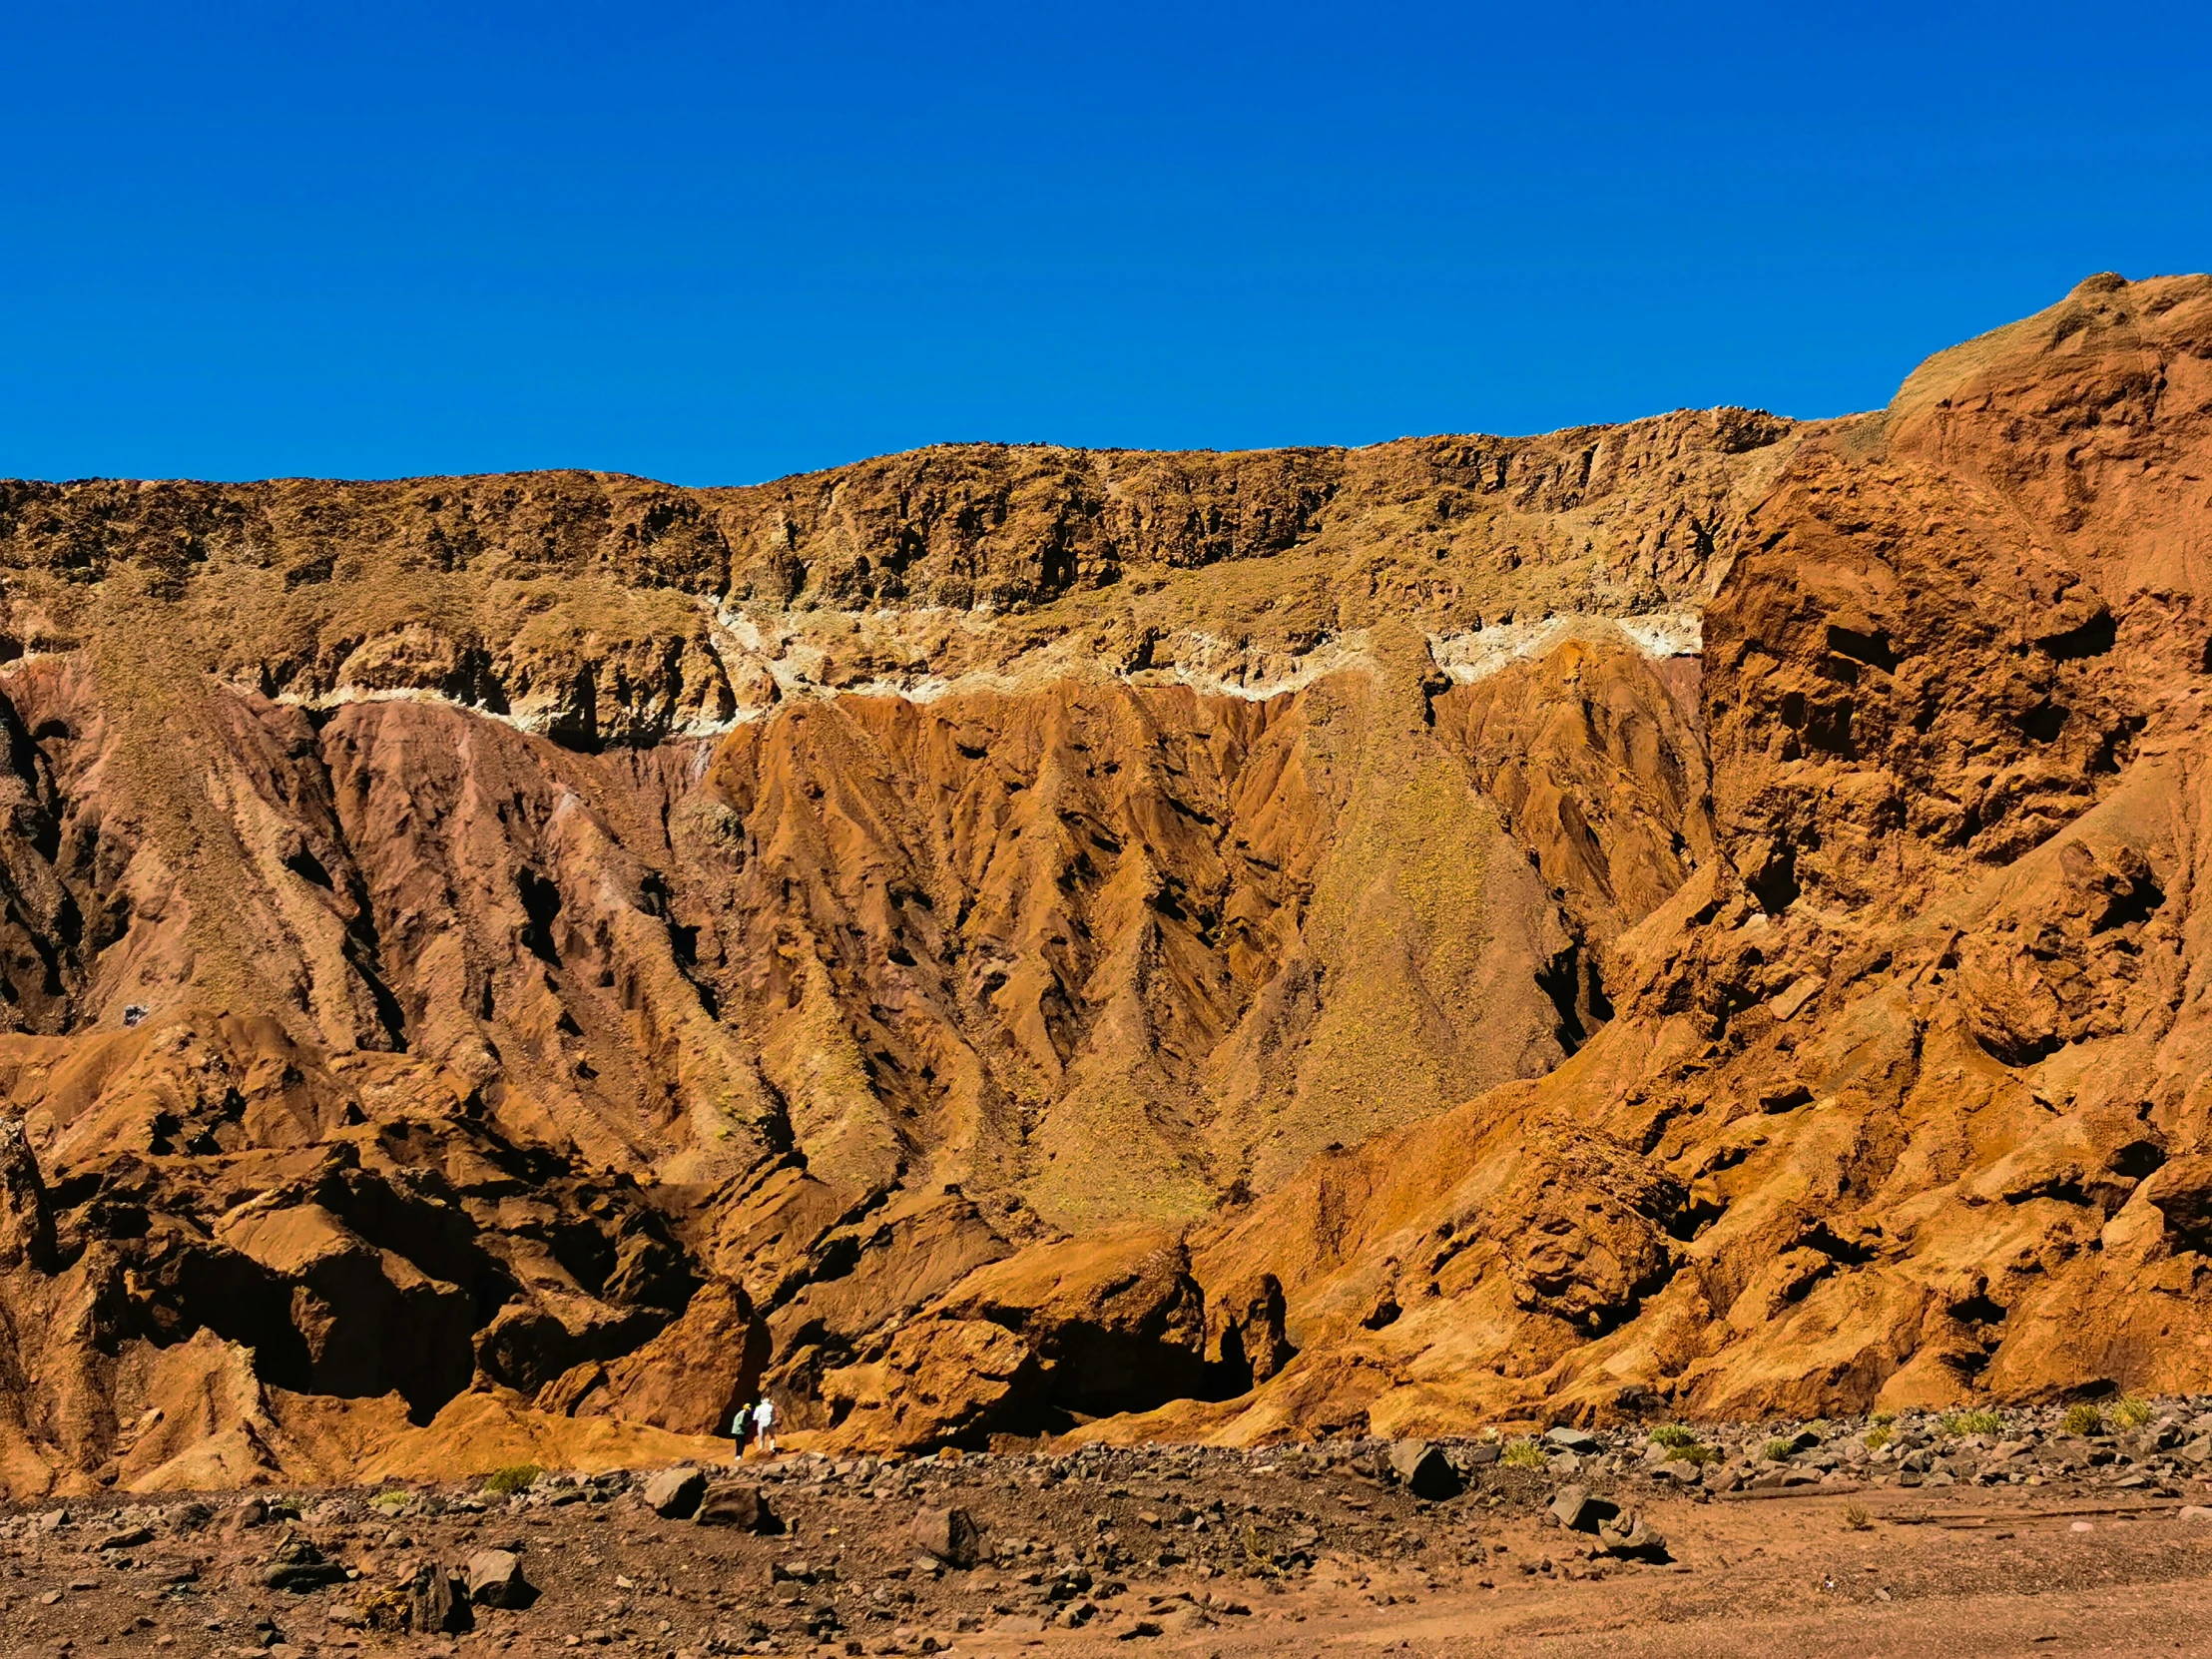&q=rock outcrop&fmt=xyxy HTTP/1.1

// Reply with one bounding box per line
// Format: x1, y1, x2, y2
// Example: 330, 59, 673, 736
0, 275, 2209, 1489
